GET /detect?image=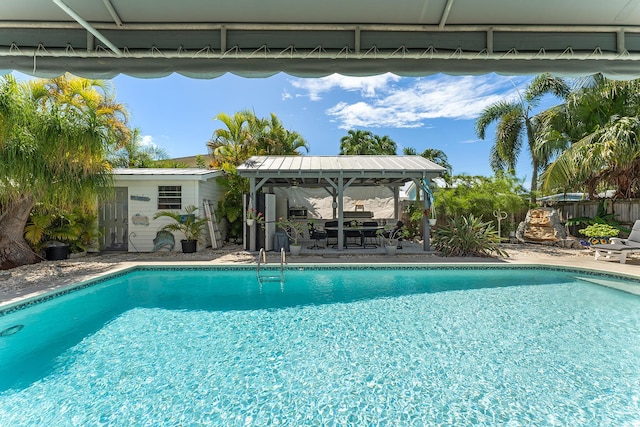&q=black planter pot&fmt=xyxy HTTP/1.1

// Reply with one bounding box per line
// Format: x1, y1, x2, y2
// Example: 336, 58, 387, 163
45, 244, 69, 261
181, 240, 197, 253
